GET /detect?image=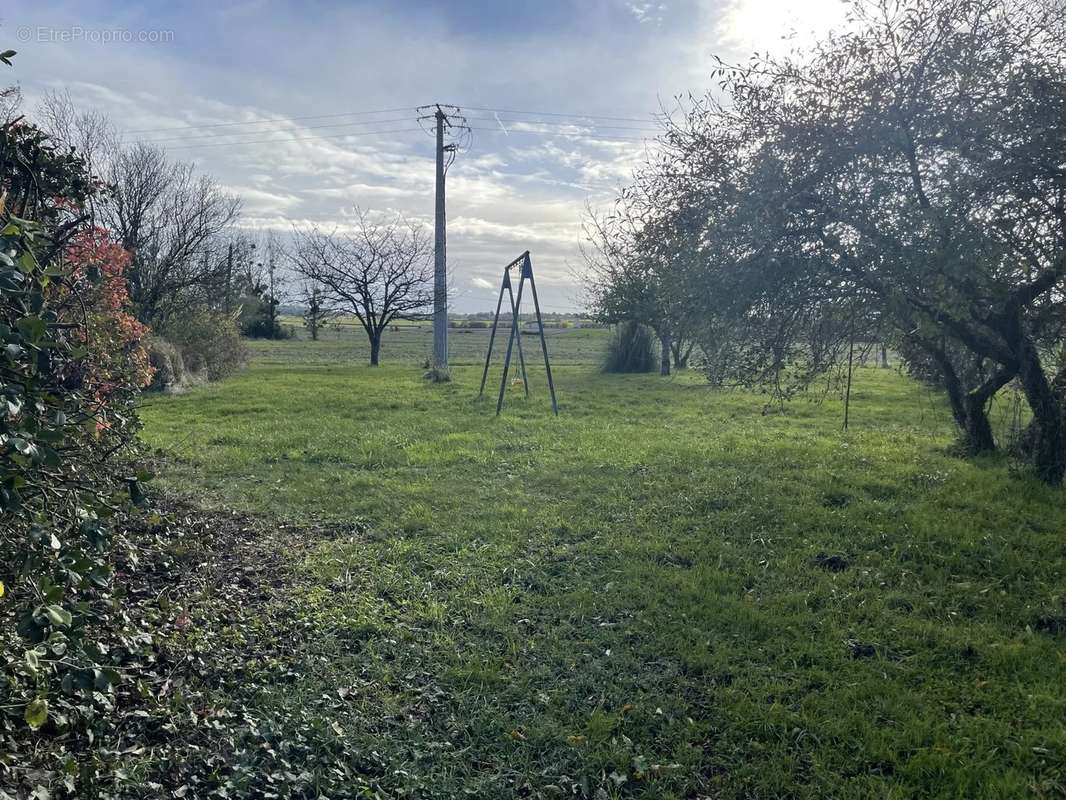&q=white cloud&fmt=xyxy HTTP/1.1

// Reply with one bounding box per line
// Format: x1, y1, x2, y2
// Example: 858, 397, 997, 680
627, 2, 668, 25
715, 0, 851, 55
6, 0, 854, 311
